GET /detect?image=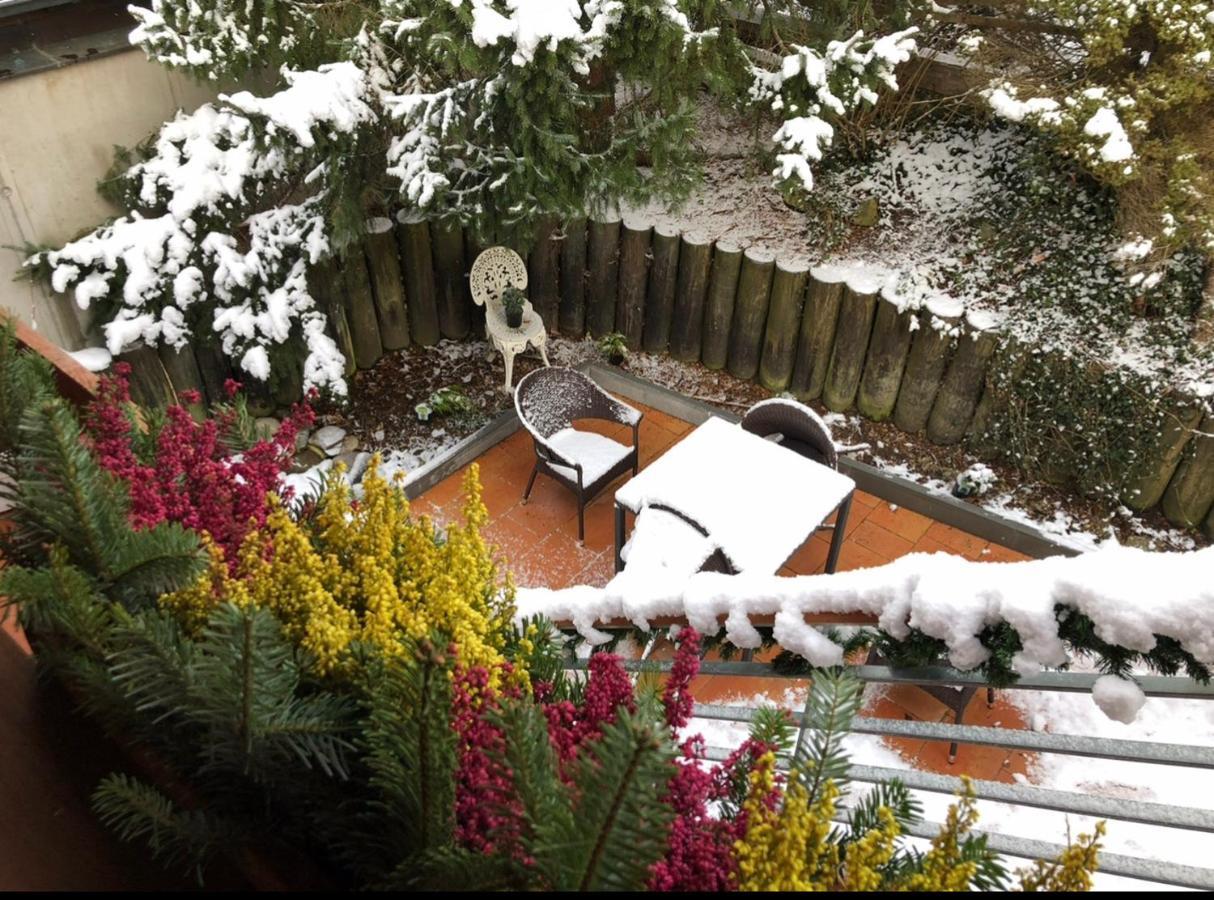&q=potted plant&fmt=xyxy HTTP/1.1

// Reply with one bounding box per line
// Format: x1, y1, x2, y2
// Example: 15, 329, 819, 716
501, 285, 526, 329
597, 331, 628, 366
